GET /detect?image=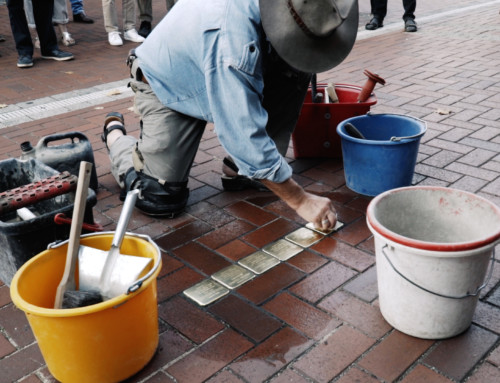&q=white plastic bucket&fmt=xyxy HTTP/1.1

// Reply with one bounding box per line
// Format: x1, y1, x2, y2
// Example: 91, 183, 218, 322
367, 186, 500, 339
